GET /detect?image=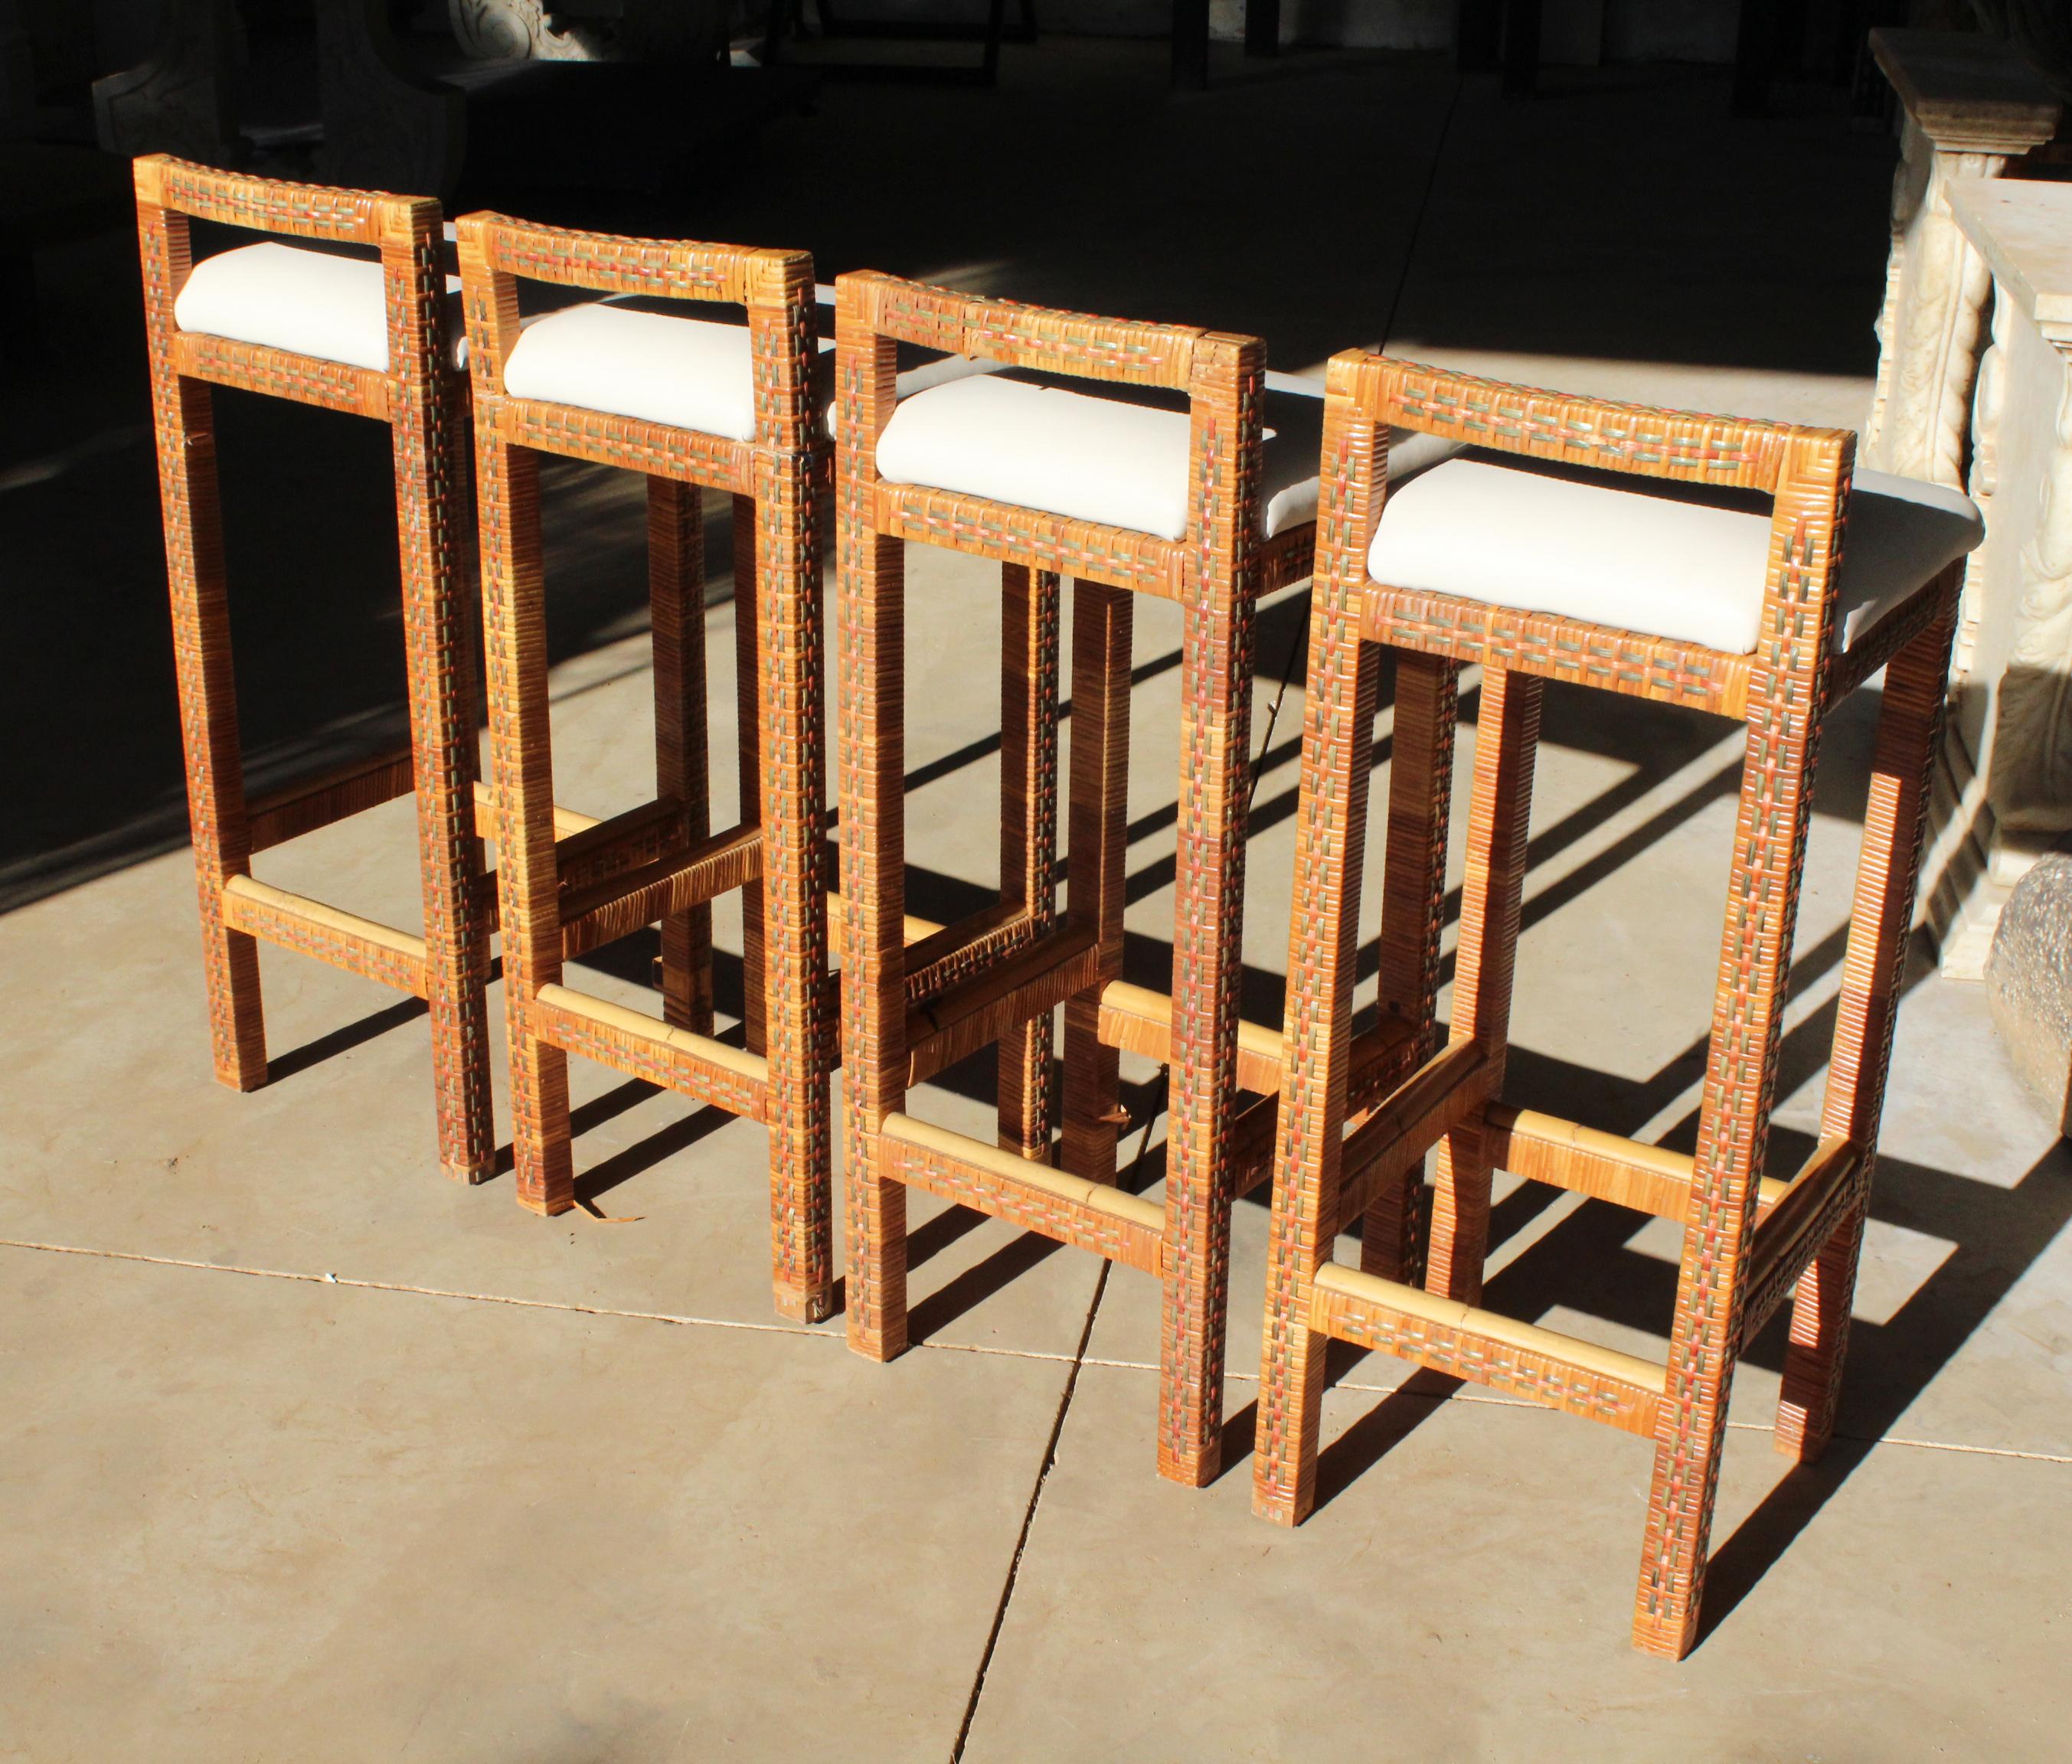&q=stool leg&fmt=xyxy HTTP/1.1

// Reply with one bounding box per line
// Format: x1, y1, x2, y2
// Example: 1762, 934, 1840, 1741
649, 478, 715, 1036
1362, 649, 1460, 1282
1158, 561, 1257, 1488
393, 366, 497, 1182
1254, 610, 1381, 1527
1635, 677, 1825, 1659
753, 475, 835, 1324
1777, 597, 1956, 1462
1425, 662, 1539, 1305
477, 436, 574, 1215
998, 564, 1061, 1158
153, 370, 268, 1092
840, 524, 909, 1358
733, 495, 767, 1057
1059, 579, 1132, 1184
